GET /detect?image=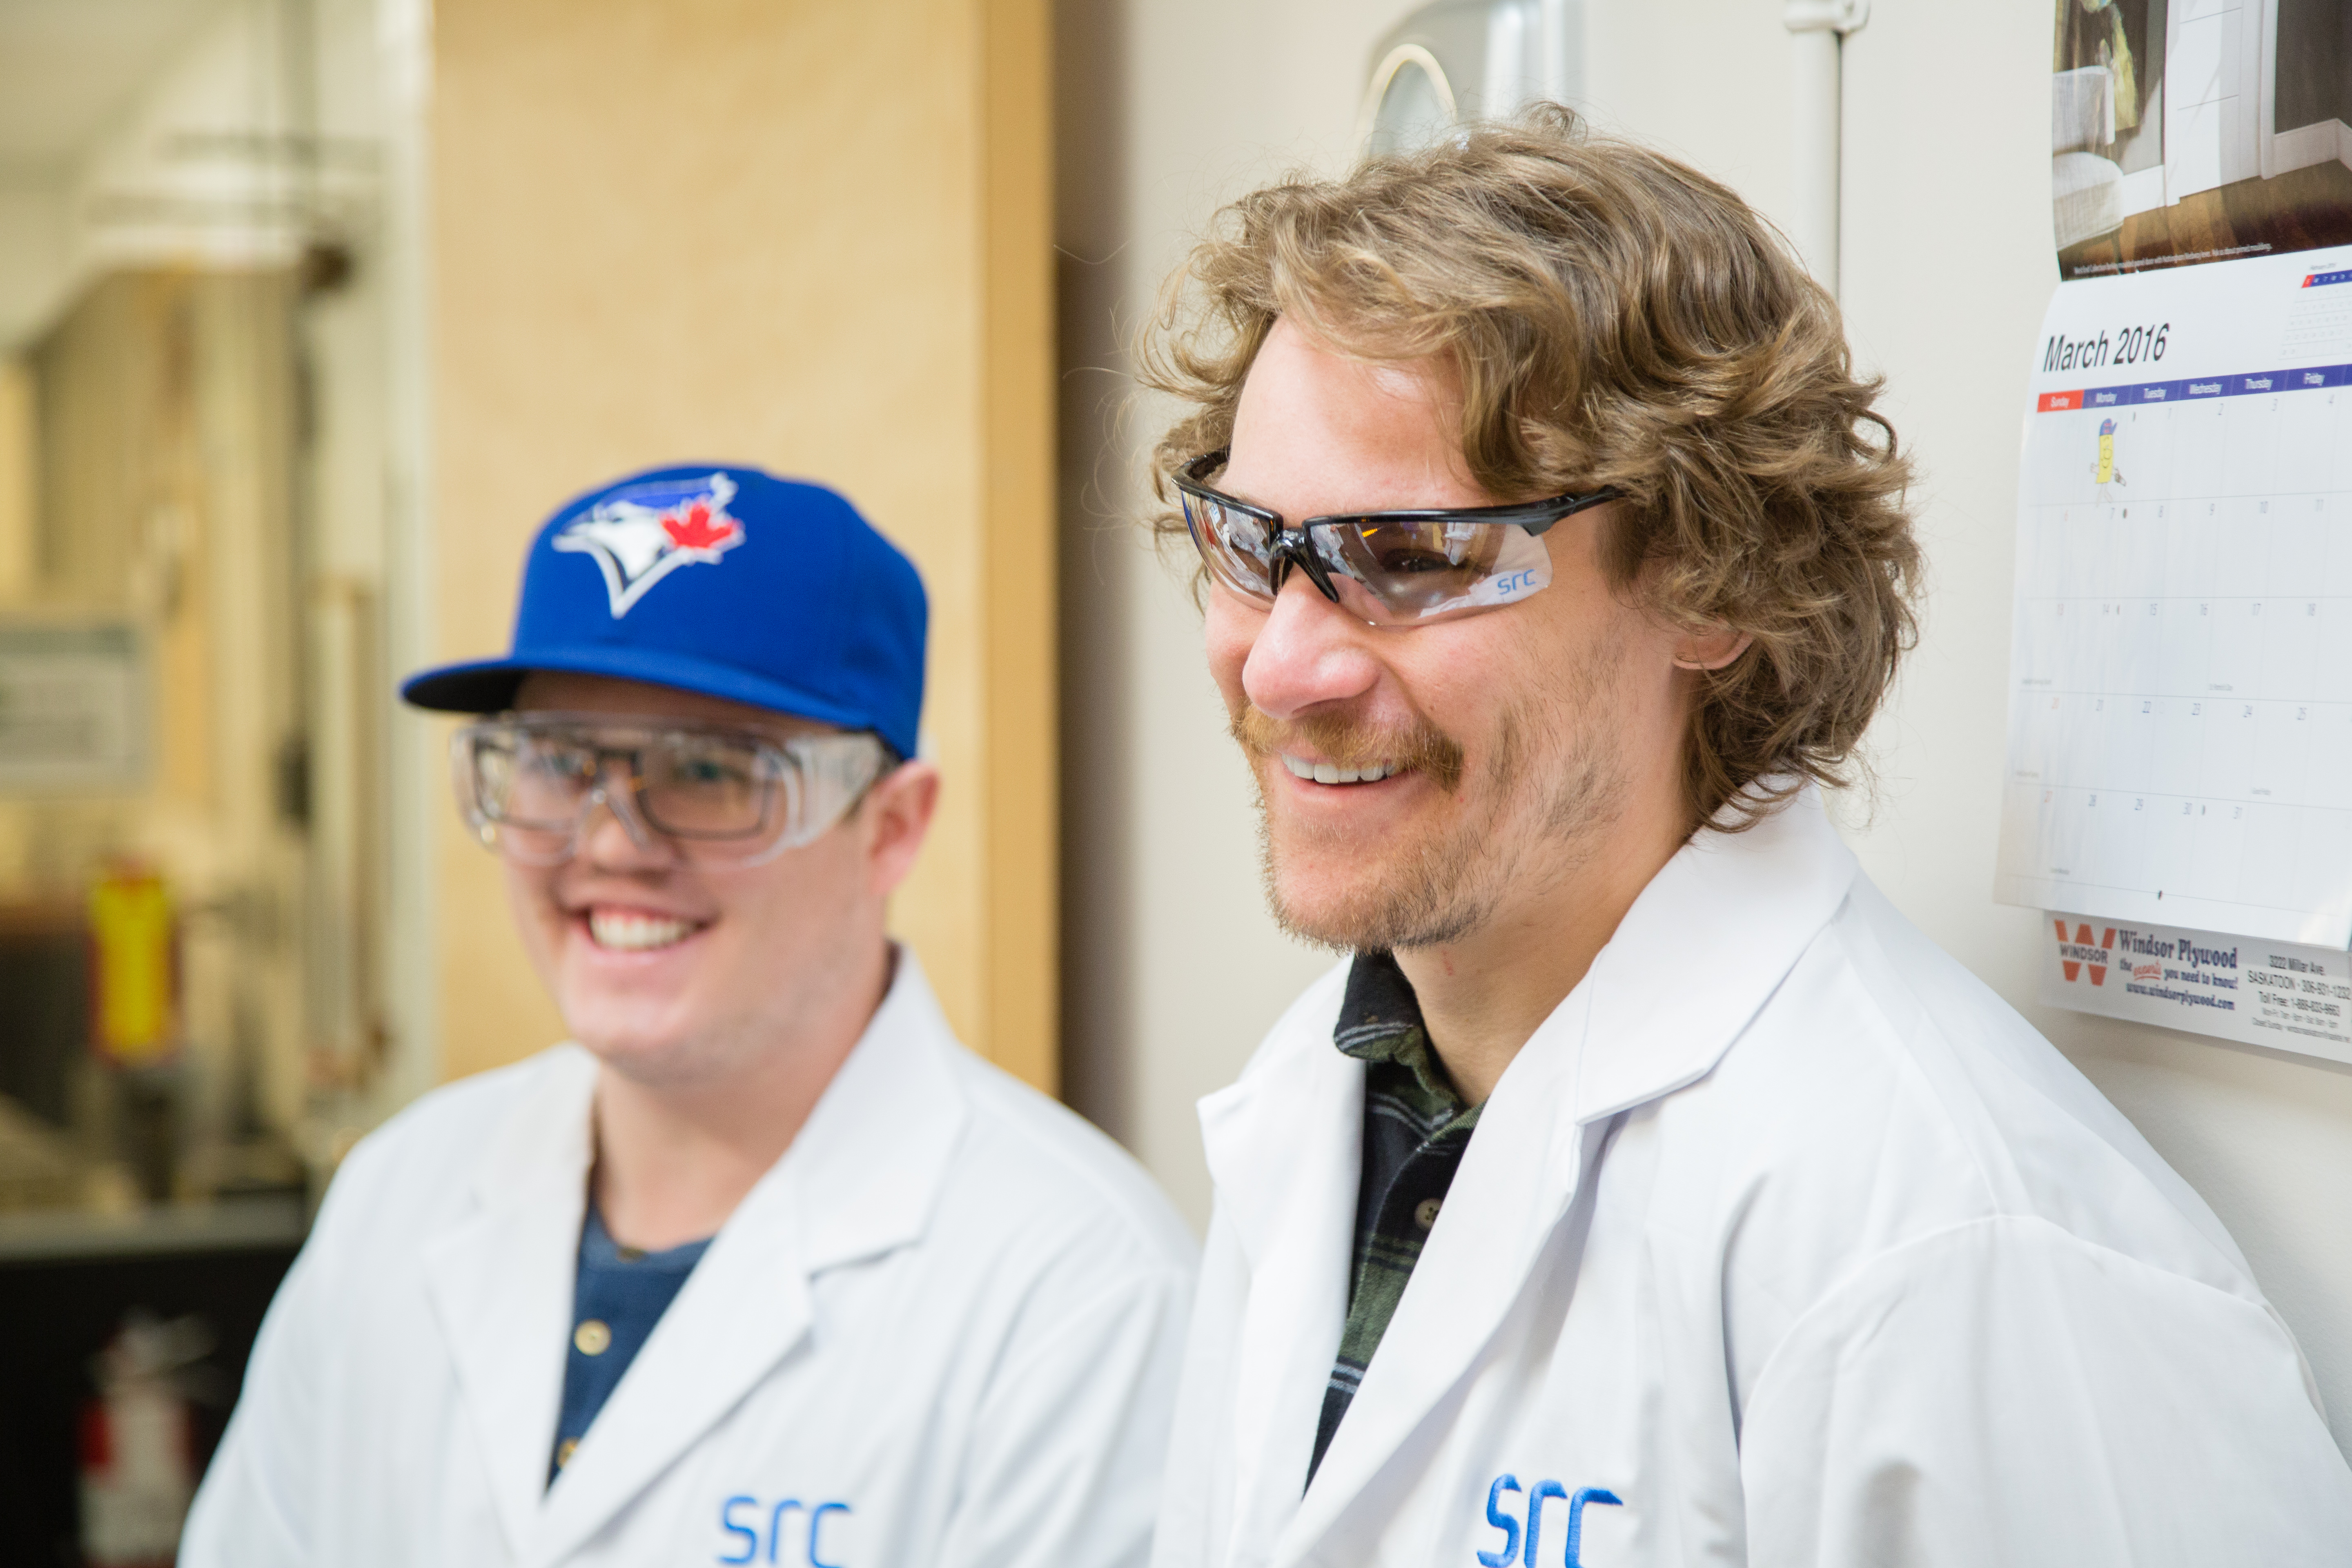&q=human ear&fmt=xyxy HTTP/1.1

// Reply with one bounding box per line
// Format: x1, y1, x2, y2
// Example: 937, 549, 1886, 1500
859, 760, 940, 899
1671, 626, 1754, 671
